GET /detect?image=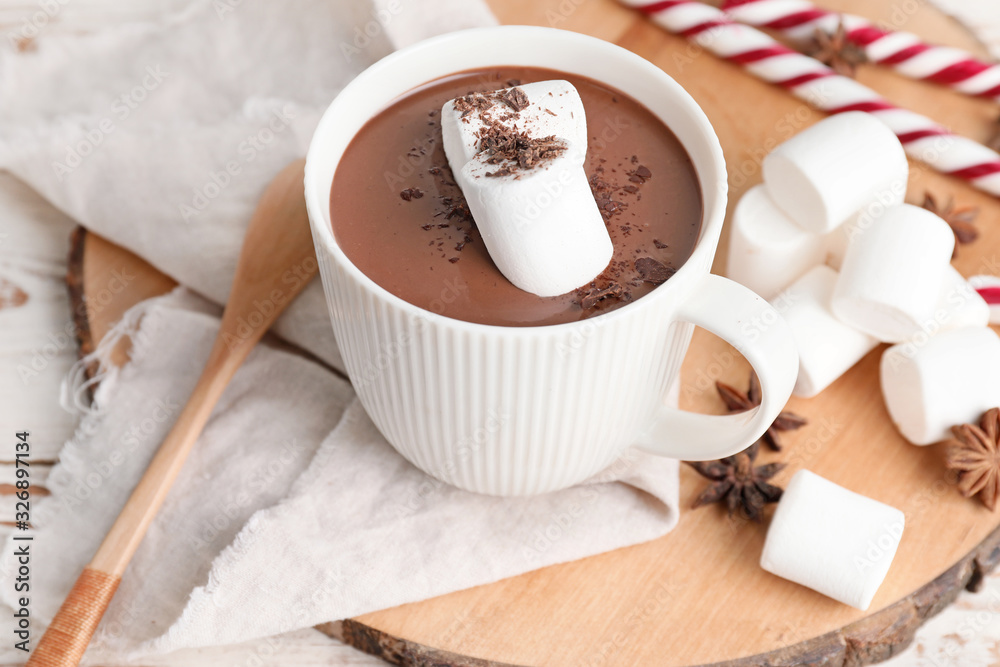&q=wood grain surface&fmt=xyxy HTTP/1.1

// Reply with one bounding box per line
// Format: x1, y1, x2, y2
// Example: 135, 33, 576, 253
68, 0, 1000, 665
